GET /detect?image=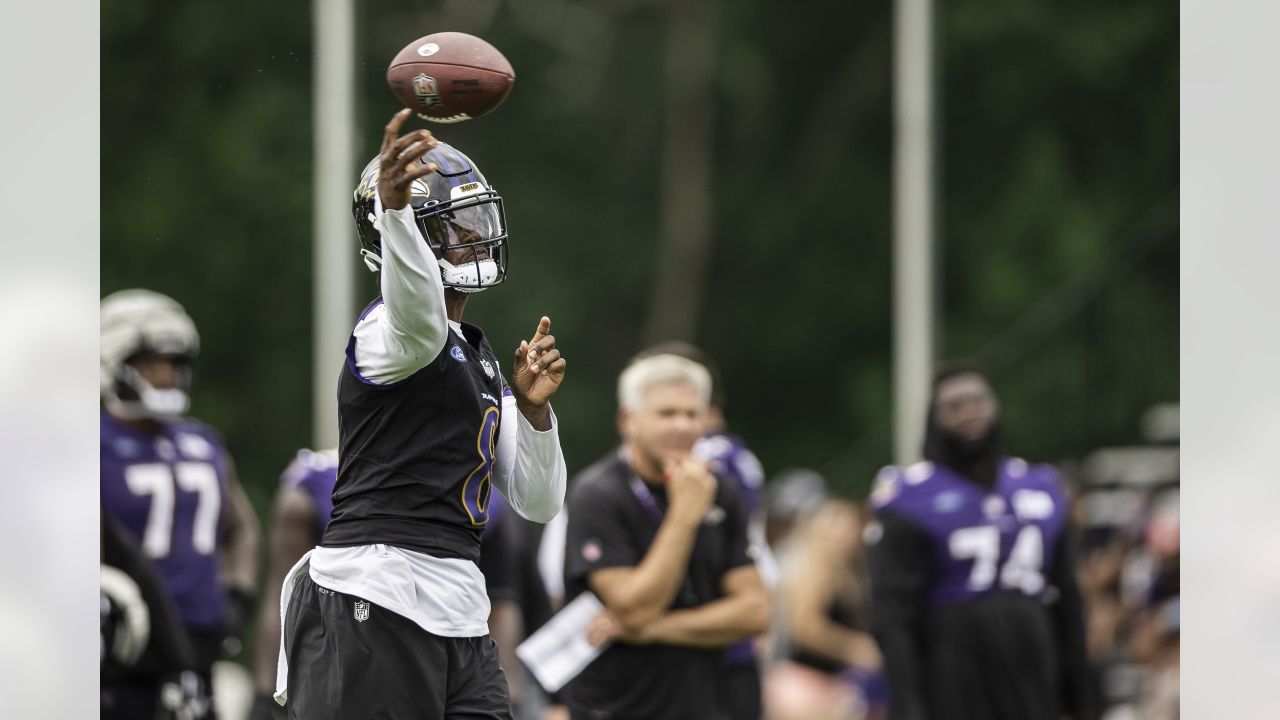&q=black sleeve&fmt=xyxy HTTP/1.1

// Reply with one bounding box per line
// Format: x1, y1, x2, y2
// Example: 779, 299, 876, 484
1048, 524, 1097, 720
563, 481, 641, 594
101, 507, 198, 678
867, 511, 932, 720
